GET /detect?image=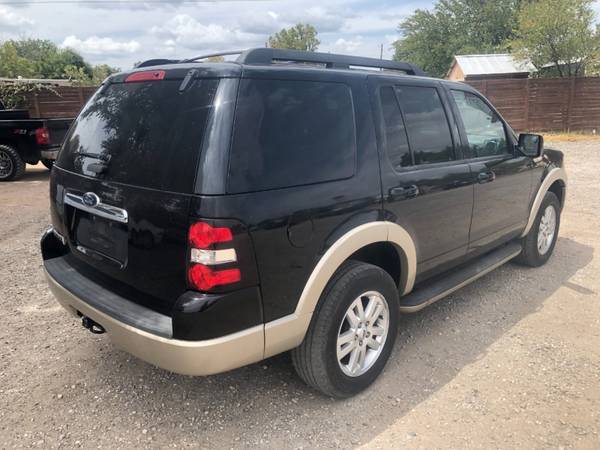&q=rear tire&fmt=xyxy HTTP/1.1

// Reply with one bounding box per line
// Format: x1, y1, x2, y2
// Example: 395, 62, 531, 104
41, 159, 54, 170
515, 191, 560, 267
0, 144, 26, 181
291, 261, 399, 398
